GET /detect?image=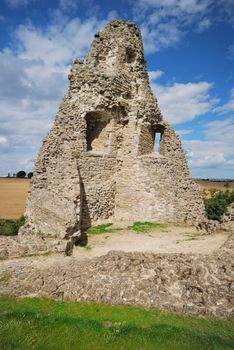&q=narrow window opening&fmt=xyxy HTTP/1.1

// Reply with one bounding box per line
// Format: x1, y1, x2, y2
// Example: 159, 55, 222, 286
138, 124, 165, 156
153, 132, 162, 154
86, 112, 111, 153
125, 47, 136, 63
